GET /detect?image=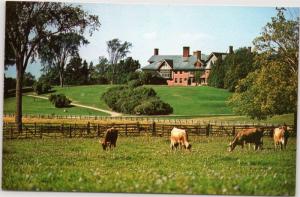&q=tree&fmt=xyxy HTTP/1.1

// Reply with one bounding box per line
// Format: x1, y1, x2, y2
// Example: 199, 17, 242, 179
39, 32, 89, 87
106, 39, 132, 84
224, 47, 257, 92
107, 38, 132, 64
229, 8, 299, 129
23, 72, 36, 87
207, 57, 226, 88
5, 2, 100, 131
